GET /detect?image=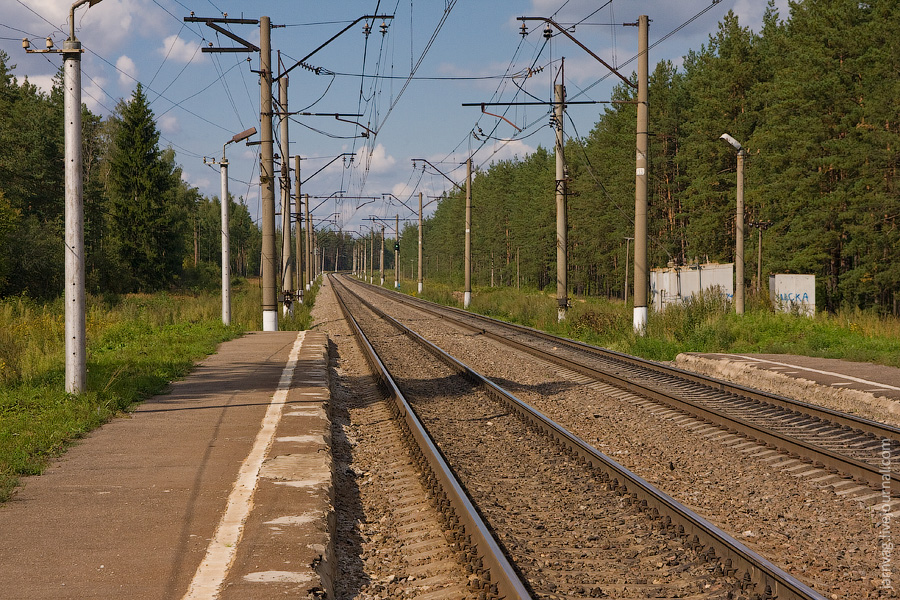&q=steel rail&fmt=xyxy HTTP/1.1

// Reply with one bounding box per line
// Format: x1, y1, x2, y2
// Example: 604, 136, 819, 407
340, 275, 900, 492
330, 276, 532, 599
333, 274, 829, 600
